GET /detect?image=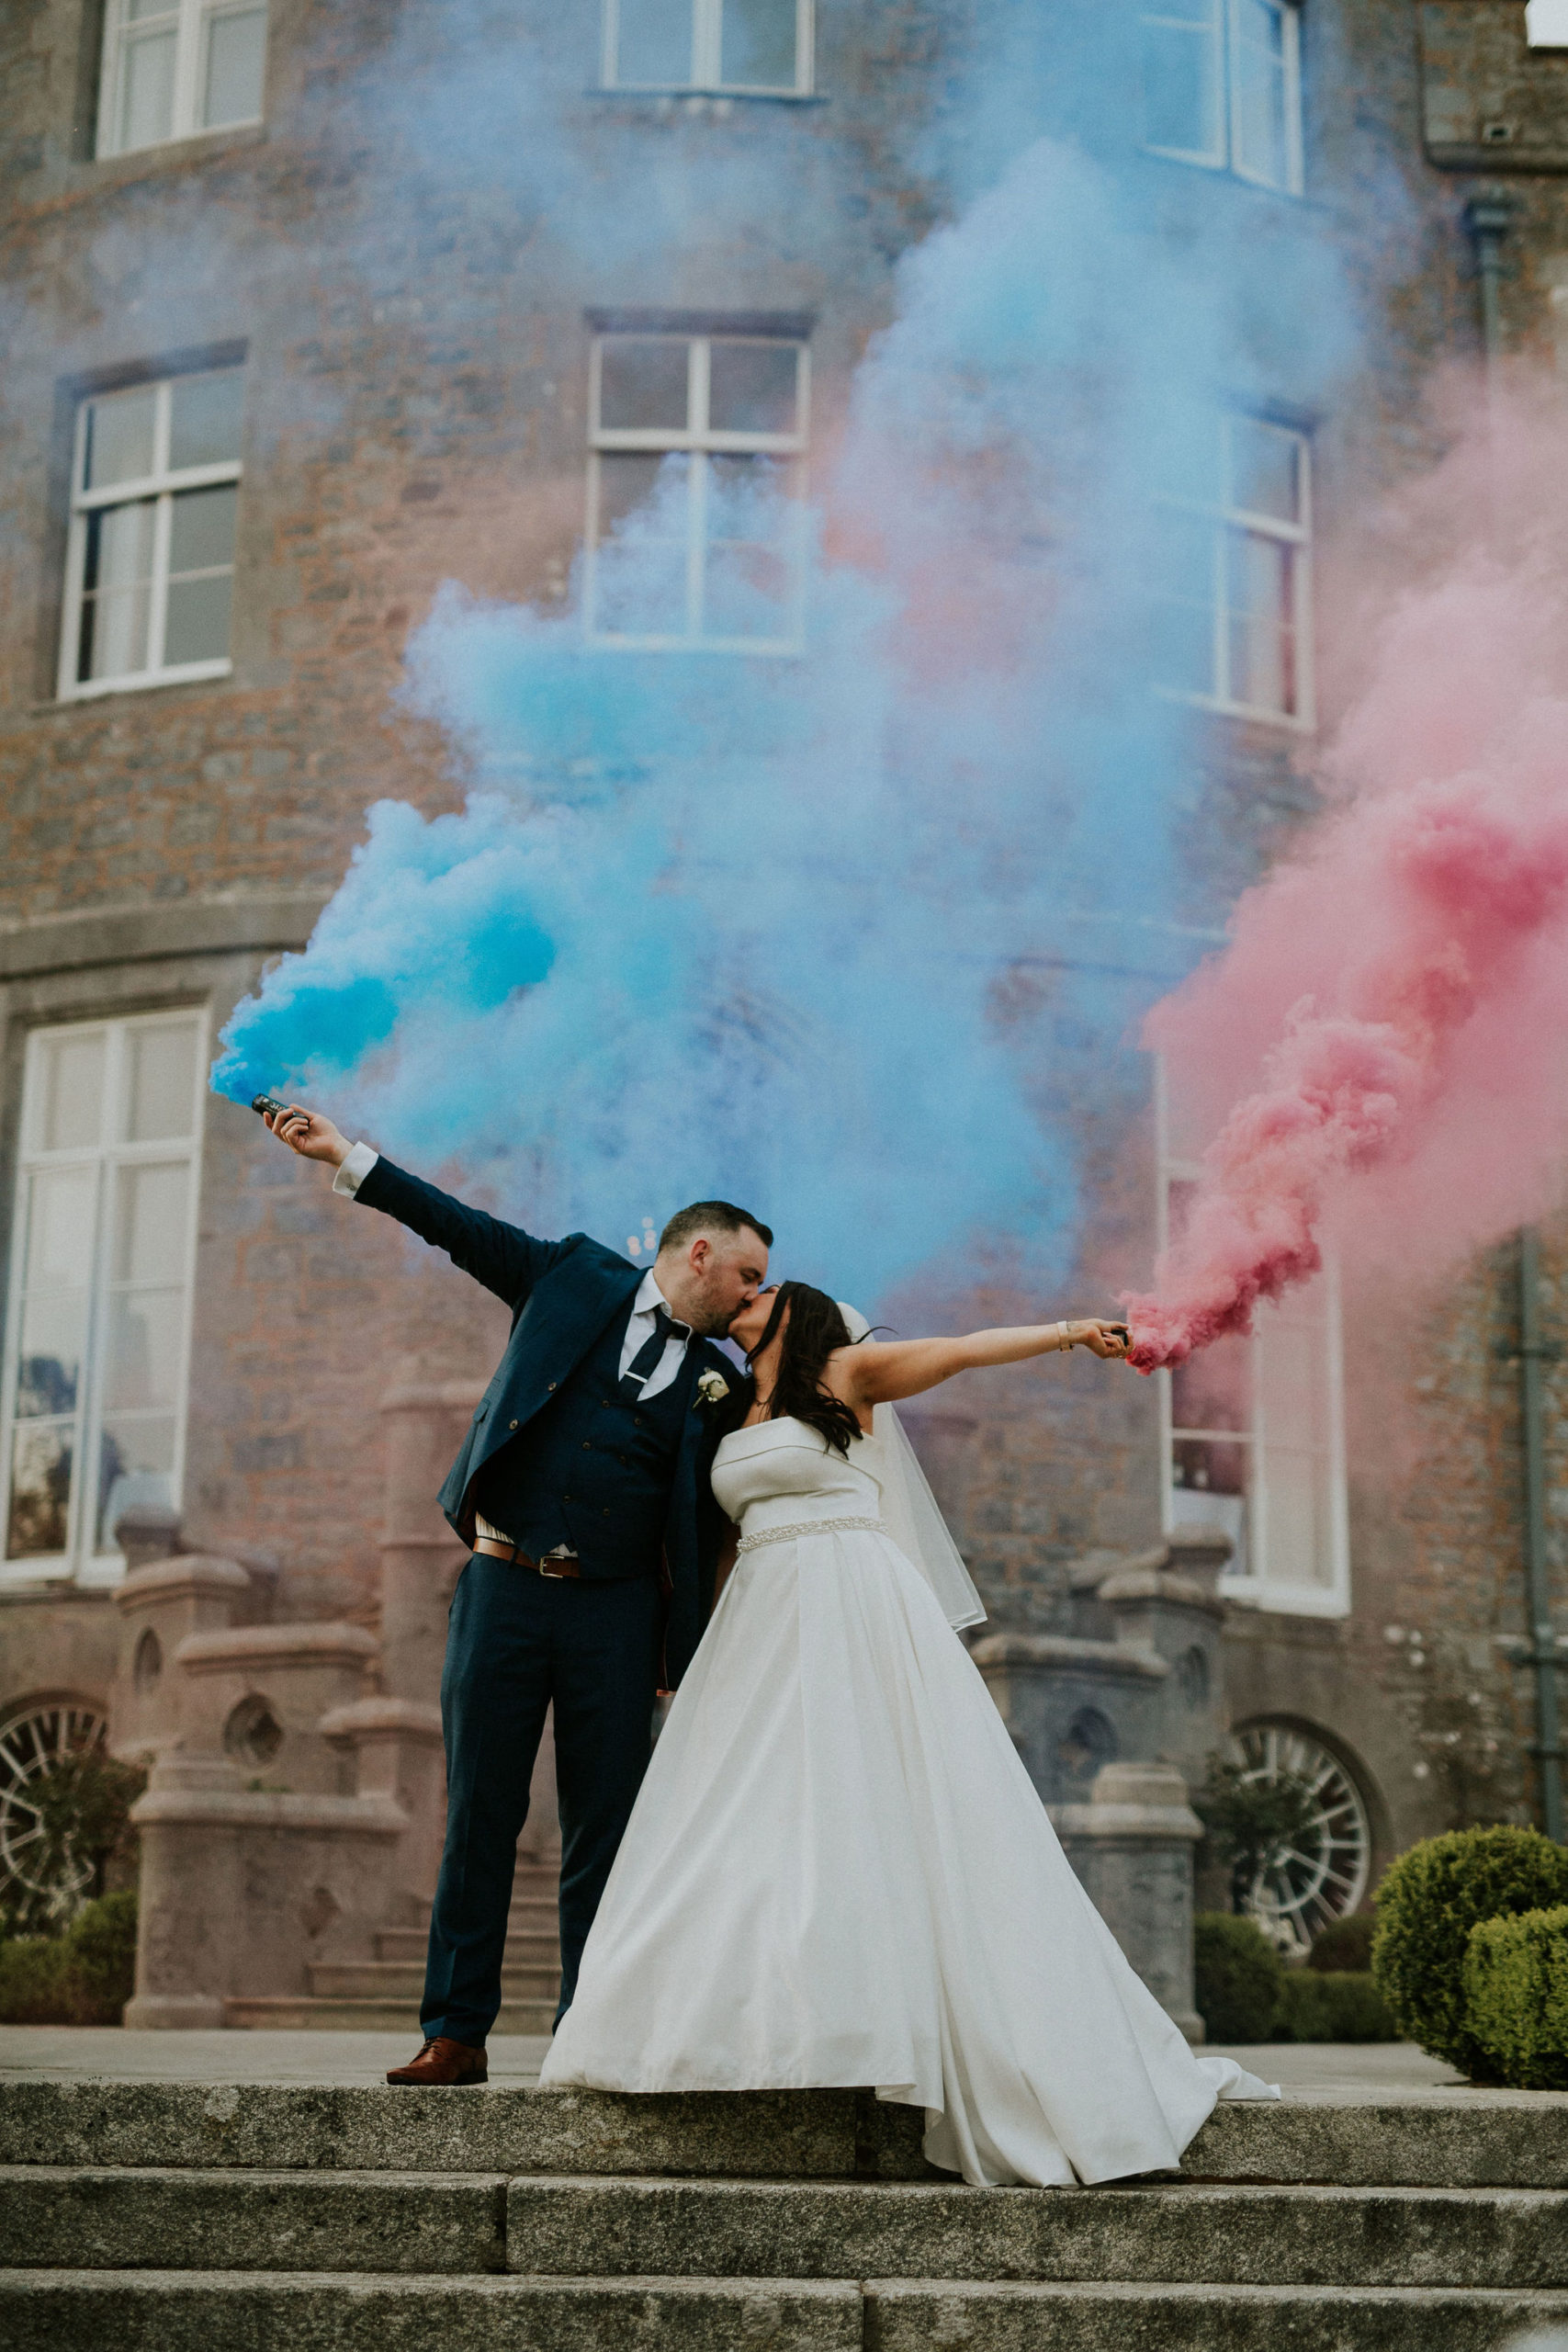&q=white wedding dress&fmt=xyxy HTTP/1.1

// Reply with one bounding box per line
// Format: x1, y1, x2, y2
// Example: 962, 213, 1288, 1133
540, 1416, 1277, 2186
